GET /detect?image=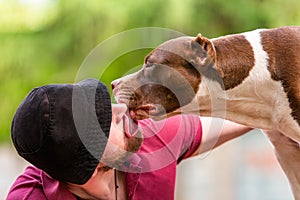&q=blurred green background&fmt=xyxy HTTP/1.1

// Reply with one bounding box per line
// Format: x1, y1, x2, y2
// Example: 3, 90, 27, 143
0, 0, 300, 143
